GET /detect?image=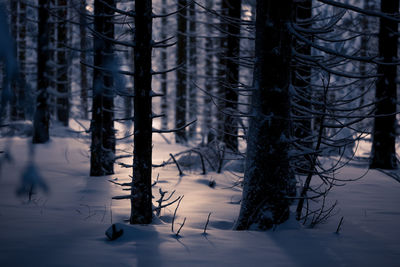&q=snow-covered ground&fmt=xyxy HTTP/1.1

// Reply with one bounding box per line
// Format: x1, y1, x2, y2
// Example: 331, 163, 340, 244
0, 123, 399, 266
